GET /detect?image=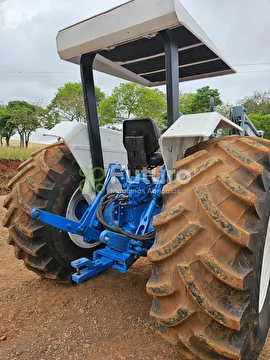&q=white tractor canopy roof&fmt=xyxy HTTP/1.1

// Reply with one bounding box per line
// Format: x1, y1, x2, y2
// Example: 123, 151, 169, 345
56, 0, 236, 87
